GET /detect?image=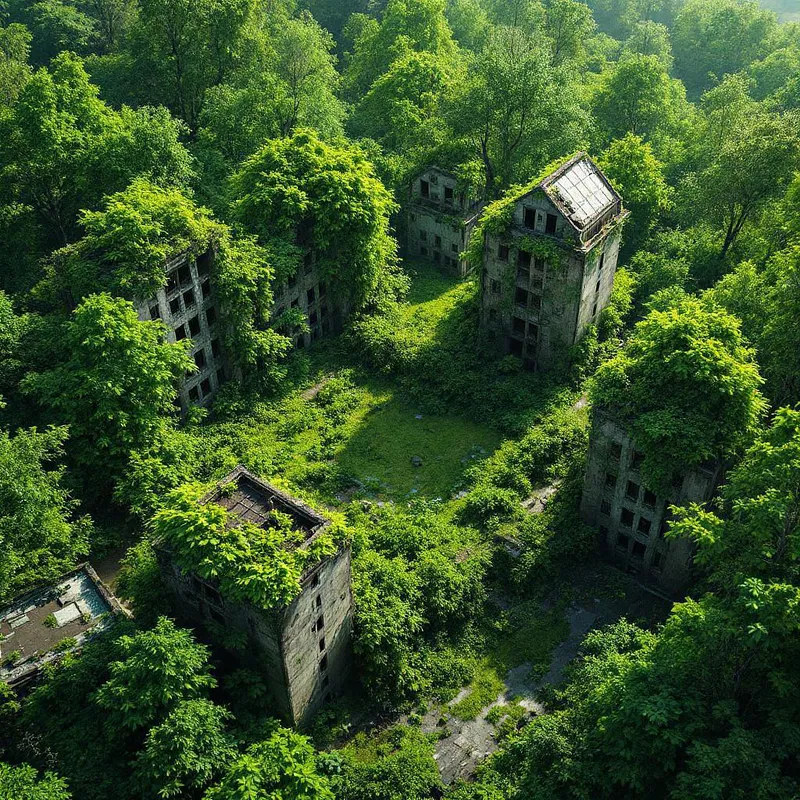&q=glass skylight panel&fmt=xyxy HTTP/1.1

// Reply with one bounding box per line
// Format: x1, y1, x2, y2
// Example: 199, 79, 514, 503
553, 160, 615, 227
